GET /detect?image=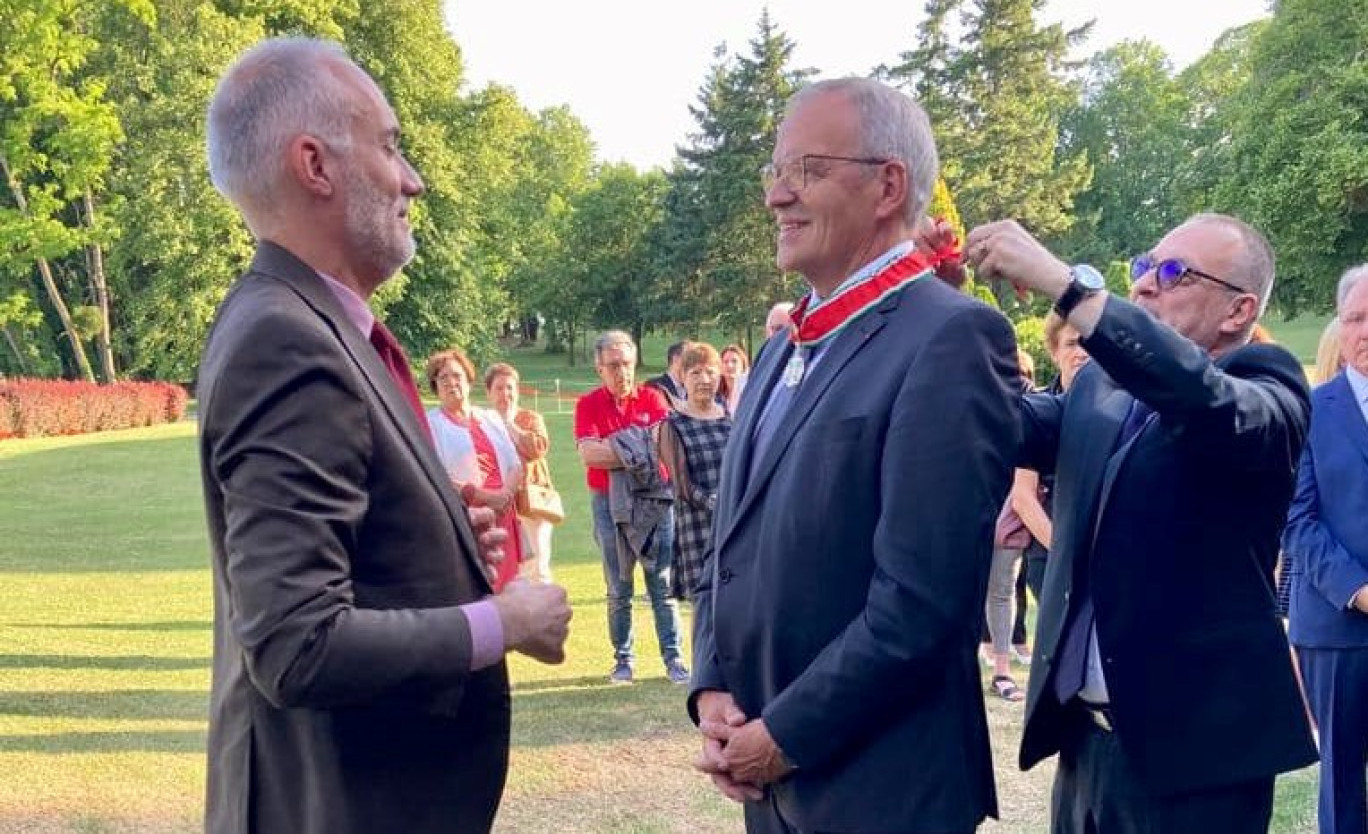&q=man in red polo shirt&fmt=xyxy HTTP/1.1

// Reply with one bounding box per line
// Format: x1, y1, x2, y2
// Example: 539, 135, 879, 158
576, 329, 688, 685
